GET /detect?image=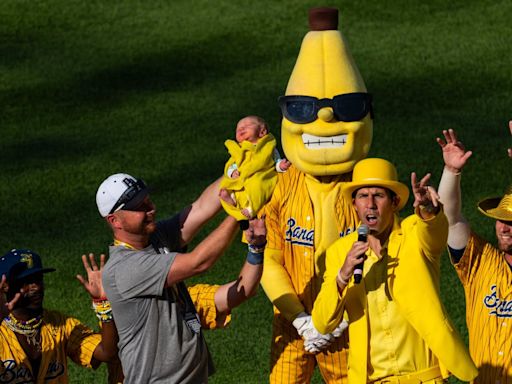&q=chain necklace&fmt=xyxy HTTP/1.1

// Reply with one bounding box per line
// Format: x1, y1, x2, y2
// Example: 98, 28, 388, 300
4, 314, 43, 350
